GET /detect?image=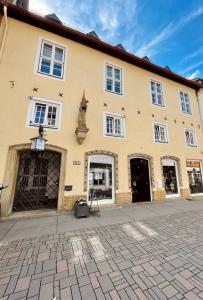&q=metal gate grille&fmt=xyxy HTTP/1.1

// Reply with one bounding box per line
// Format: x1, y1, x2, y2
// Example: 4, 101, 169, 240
13, 151, 61, 212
